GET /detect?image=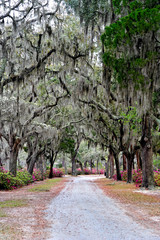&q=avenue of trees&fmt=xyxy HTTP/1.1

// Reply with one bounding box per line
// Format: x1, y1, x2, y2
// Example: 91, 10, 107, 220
0, 0, 160, 188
